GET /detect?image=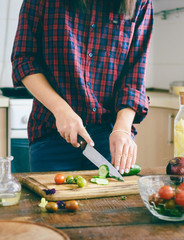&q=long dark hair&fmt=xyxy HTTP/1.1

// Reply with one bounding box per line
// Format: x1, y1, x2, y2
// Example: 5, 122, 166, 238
69, 0, 137, 19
